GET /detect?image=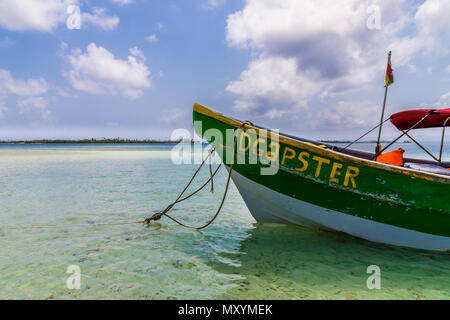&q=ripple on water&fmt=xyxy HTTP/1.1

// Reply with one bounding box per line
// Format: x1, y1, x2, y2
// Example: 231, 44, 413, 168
0, 144, 449, 299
